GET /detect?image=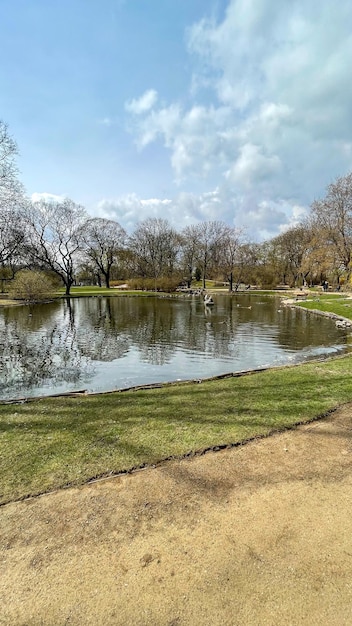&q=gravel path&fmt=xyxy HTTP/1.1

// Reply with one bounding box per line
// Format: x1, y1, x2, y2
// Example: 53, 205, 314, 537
1, 406, 352, 625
